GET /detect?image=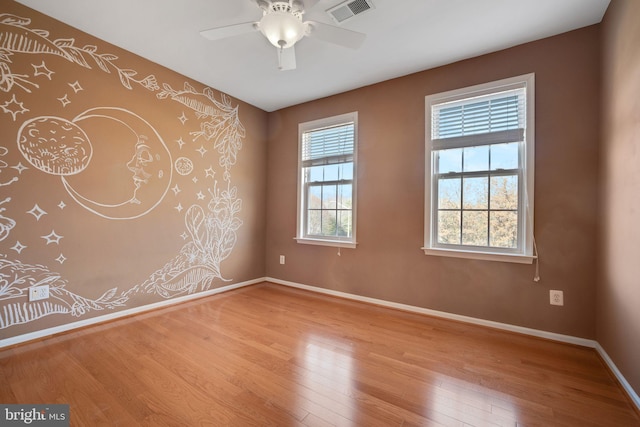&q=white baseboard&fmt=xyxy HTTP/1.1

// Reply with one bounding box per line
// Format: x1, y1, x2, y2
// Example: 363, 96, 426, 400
266, 277, 640, 411
595, 342, 640, 410
267, 277, 596, 346
0, 278, 262, 349
3, 276, 638, 412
